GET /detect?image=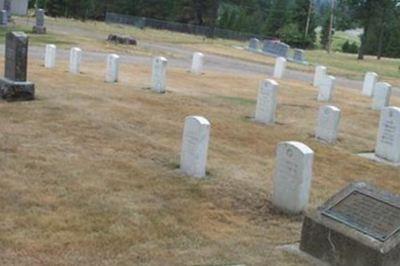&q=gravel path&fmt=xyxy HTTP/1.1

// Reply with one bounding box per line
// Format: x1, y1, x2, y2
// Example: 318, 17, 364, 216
12, 17, 399, 96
